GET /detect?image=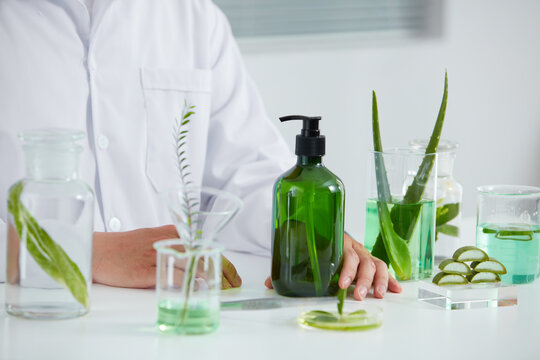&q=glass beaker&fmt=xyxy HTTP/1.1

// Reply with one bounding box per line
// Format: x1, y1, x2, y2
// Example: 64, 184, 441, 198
476, 185, 540, 284
409, 139, 463, 262
158, 185, 242, 334
364, 148, 437, 281
5, 129, 94, 319
154, 239, 224, 335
